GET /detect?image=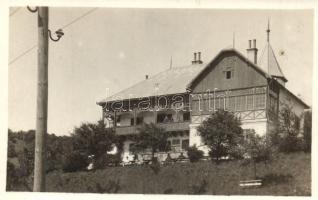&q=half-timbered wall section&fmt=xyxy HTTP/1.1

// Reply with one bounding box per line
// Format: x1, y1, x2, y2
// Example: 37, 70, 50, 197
191, 86, 267, 122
